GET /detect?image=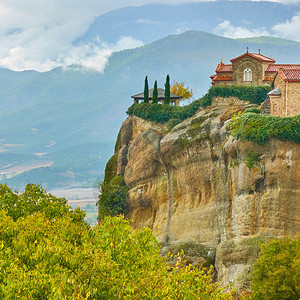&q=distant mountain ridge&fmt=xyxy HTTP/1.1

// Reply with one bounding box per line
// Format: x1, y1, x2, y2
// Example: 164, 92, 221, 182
77, 1, 298, 45
1, 30, 300, 189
